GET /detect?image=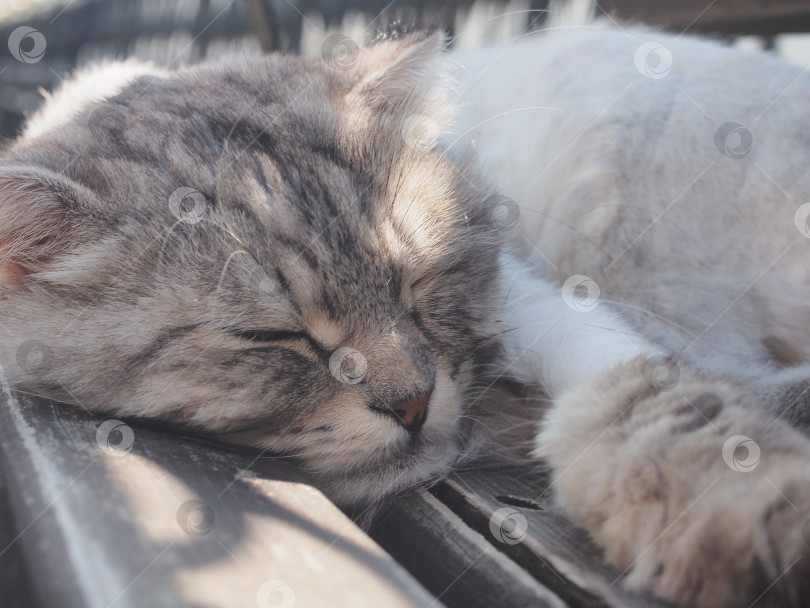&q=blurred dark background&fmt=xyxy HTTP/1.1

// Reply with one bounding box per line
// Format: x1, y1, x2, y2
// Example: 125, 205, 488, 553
1, 0, 809, 141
